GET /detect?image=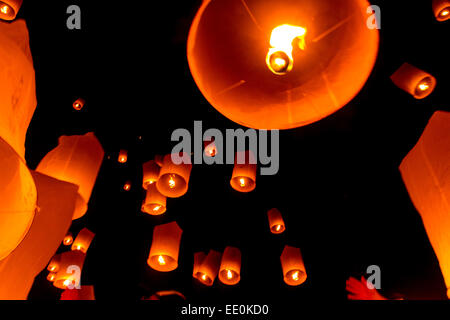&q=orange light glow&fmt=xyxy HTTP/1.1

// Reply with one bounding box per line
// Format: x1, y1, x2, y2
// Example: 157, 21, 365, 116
292, 271, 300, 281
47, 273, 56, 282
153, 205, 161, 212
63, 279, 71, 287
201, 274, 207, 281
168, 175, 176, 189
239, 178, 246, 187
75, 245, 82, 251
266, 24, 307, 75
123, 181, 131, 191
226, 270, 233, 280
158, 255, 166, 266
0, 5, 9, 14
418, 83, 429, 91
275, 225, 281, 232
49, 266, 56, 272
440, 8, 449, 17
